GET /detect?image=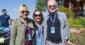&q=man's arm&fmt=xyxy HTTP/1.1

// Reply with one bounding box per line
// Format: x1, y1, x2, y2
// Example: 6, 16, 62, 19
63, 13, 70, 42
